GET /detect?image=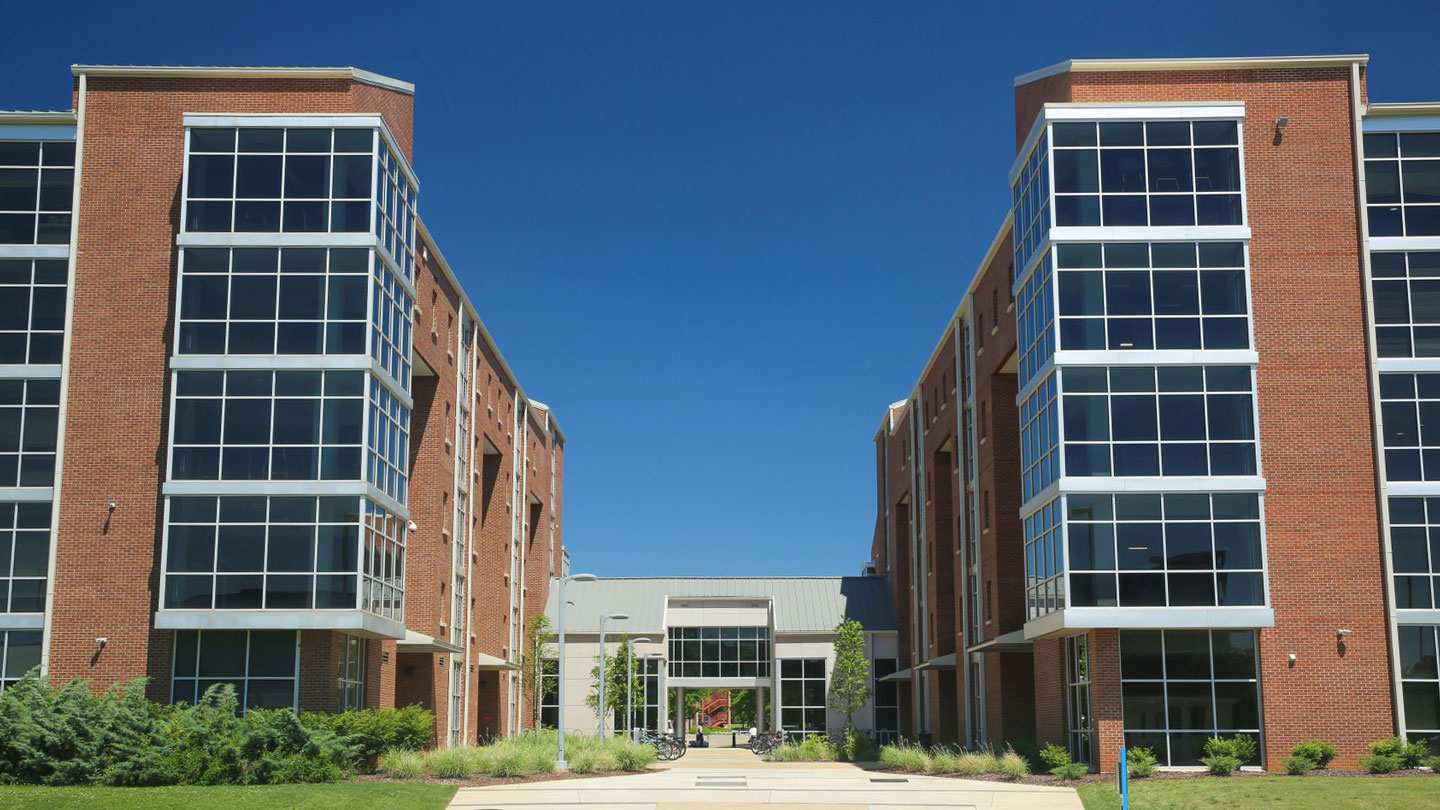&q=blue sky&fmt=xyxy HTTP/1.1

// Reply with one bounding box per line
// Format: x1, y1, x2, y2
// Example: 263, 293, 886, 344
6, 1, 1439, 576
